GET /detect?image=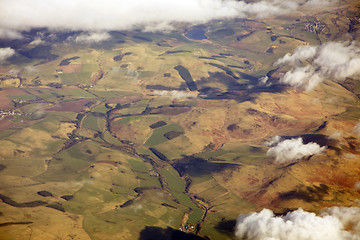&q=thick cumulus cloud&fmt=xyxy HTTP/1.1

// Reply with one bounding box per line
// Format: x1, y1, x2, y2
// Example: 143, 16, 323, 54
0, 0, 335, 37
266, 136, 325, 163
323, 206, 360, 233
275, 41, 360, 90
0, 47, 15, 61
235, 207, 360, 240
